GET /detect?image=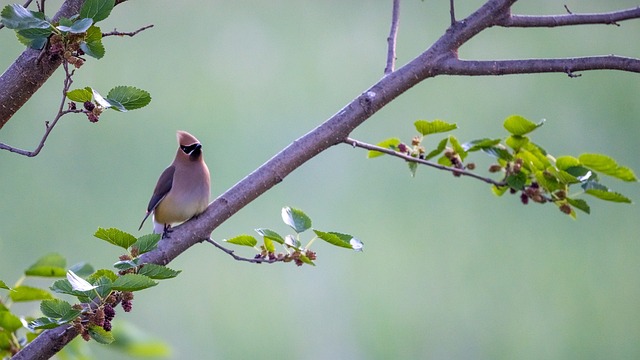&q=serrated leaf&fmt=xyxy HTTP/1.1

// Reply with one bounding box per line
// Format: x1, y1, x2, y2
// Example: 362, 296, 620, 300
492, 185, 509, 196
0, 311, 22, 332
414, 119, 457, 136
57, 17, 92, 33
367, 137, 401, 158
67, 270, 98, 292
9, 286, 53, 302
566, 198, 590, 214
80, 0, 115, 23
25, 253, 66, 277
1, 4, 50, 30
263, 237, 276, 253
88, 325, 115, 344
224, 234, 257, 247
92, 88, 112, 108
91, 276, 113, 299
584, 189, 632, 203
505, 135, 529, 151
281, 207, 312, 233
313, 230, 353, 249
137, 264, 181, 280
94, 227, 137, 249
15, 27, 51, 49
255, 228, 285, 244
112, 274, 157, 292
424, 137, 448, 160
579, 153, 637, 182
506, 172, 527, 190
106, 86, 151, 111
284, 235, 301, 249
481, 146, 513, 161
80, 25, 104, 59
50, 280, 92, 303
40, 299, 73, 319
67, 87, 93, 102
133, 233, 161, 255
503, 115, 544, 136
